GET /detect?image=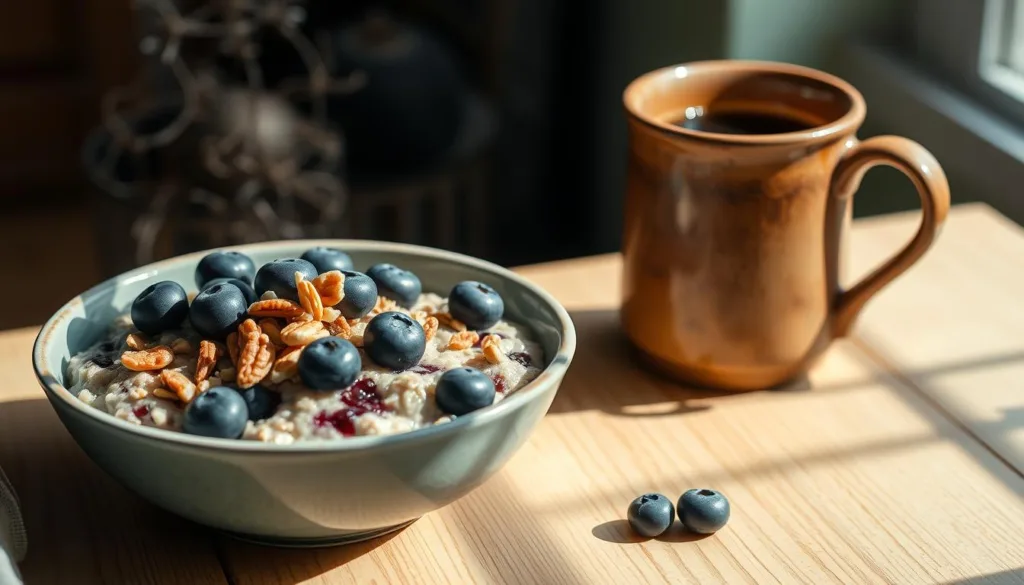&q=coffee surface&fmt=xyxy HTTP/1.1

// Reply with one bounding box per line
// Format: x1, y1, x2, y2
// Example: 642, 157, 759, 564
673, 111, 812, 135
